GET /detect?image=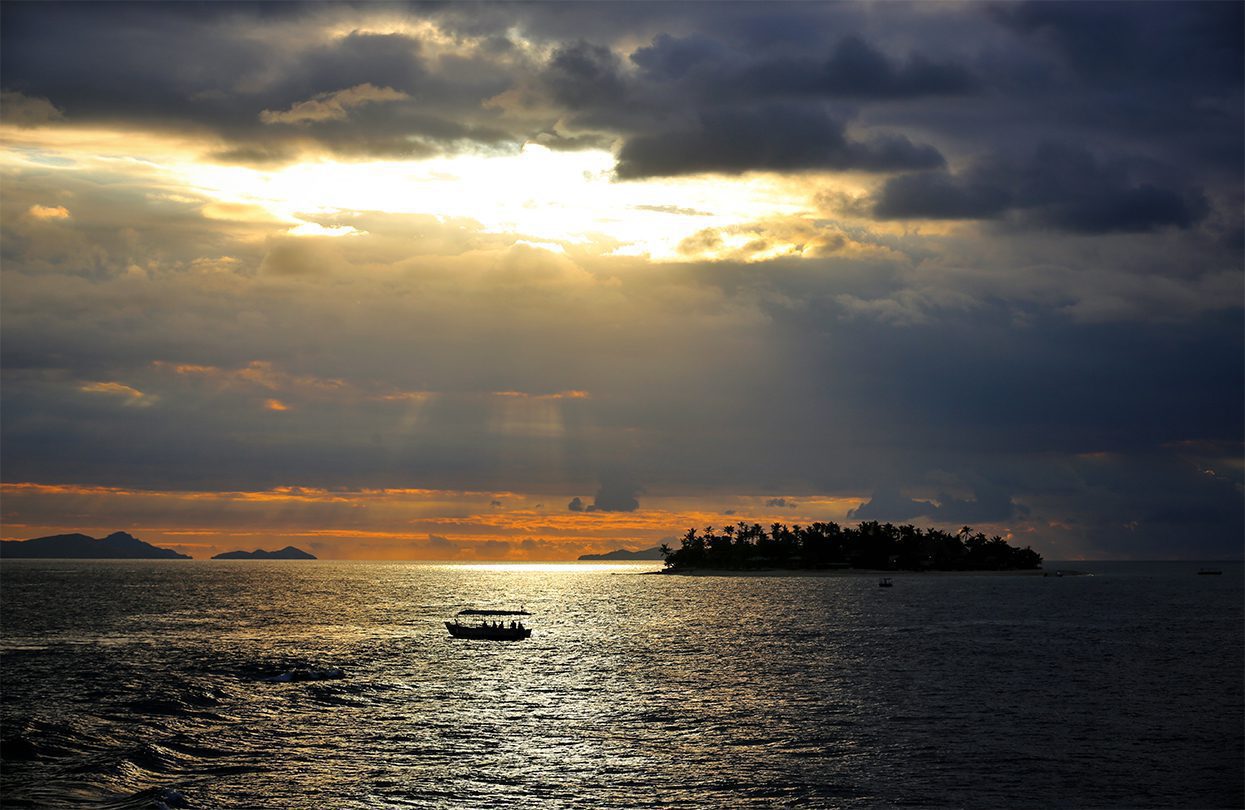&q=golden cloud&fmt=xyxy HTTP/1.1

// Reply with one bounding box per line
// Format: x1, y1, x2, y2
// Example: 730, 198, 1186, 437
492, 390, 590, 400
259, 83, 410, 125
27, 204, 71, 220
79, 381, 151, 405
